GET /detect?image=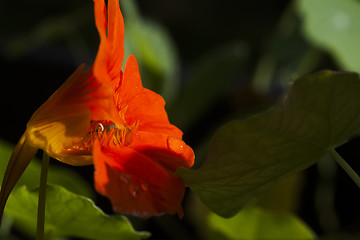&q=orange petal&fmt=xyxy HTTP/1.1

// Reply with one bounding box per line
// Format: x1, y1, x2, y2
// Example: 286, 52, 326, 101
27, 65, 115, 165
93, 0, 124, 86
93, 0, 126, 128
27, 103, 91, 165
93, 141, 186, 218
117, 55, 144, 102
118, 55, 183, 138
94, 0, 107, 40
0, 133, 37, 224
128, 131, 195, 172
107, 0, 124, 80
